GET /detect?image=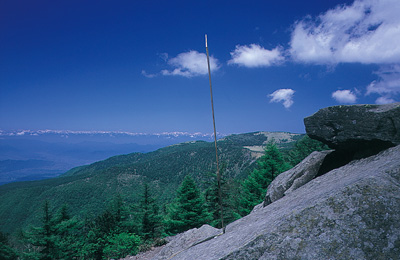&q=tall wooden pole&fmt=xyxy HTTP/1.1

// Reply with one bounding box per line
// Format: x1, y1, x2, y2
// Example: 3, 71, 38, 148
205, 34, 225, 233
